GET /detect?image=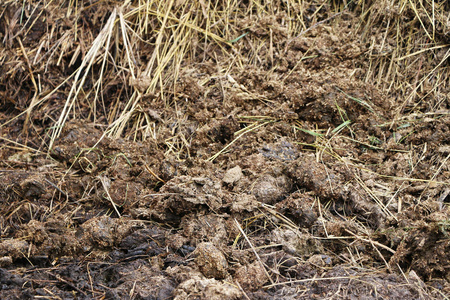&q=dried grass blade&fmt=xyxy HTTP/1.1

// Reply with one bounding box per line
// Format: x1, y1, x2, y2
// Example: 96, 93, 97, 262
48, 8, 118, 150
